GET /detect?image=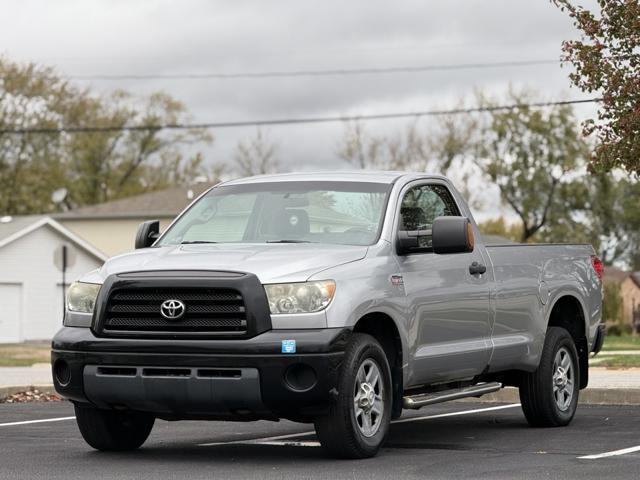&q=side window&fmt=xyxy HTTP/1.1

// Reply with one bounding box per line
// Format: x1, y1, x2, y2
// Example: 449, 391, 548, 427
398, 184, 460, 248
